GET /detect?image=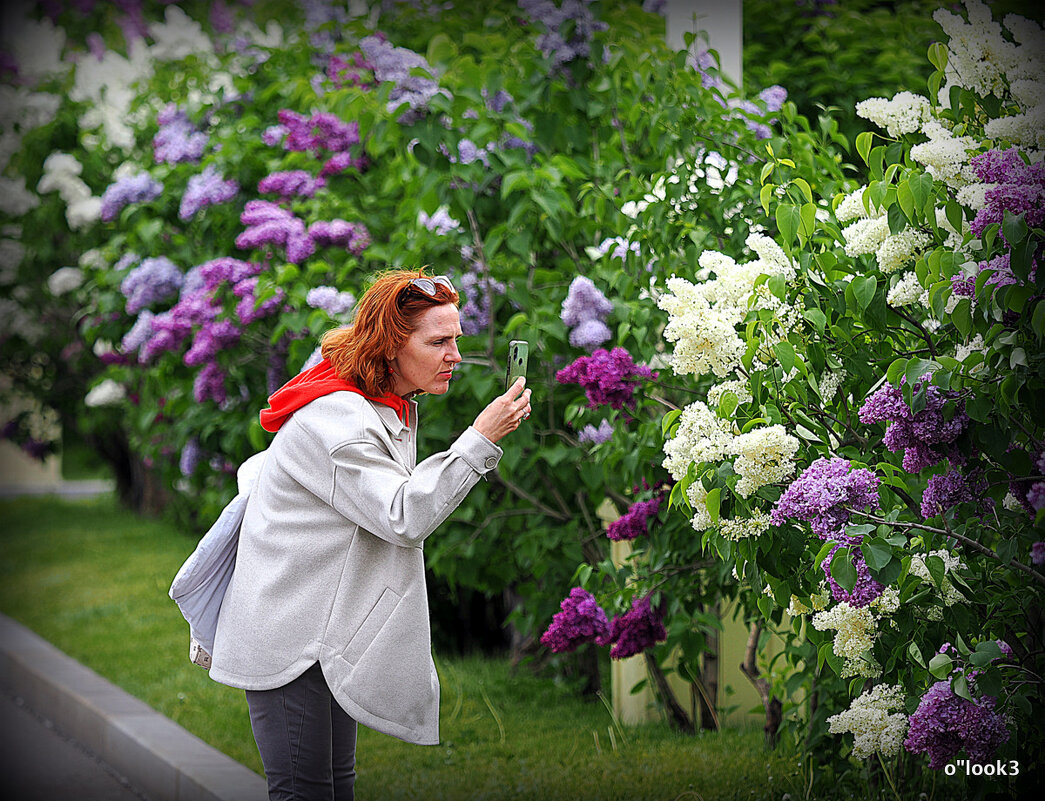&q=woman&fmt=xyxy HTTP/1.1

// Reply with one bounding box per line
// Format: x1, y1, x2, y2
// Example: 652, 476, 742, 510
209, 268, 531, 800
